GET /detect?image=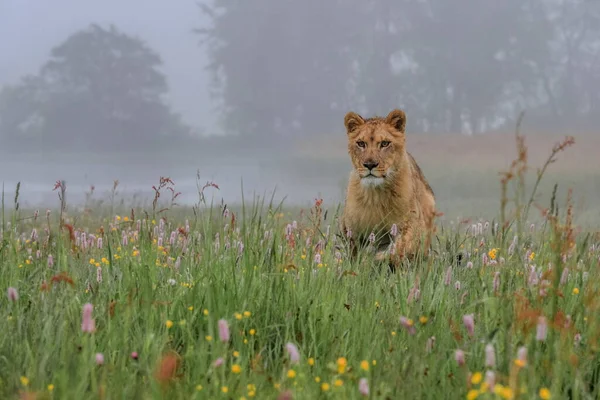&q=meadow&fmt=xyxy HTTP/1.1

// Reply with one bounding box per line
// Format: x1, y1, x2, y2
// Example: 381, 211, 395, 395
1, 130, 600, 399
